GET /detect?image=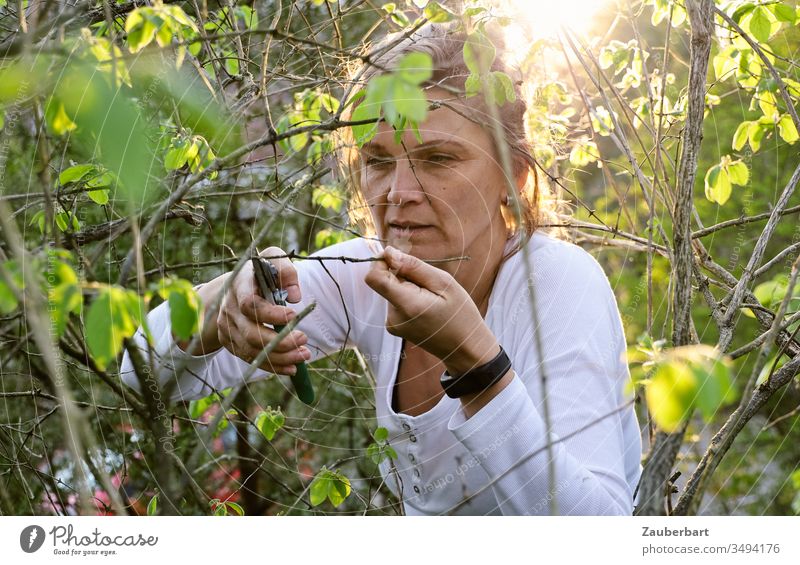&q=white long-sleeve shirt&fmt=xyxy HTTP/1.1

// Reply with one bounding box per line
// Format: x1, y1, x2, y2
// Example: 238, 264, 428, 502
120, 231, 643, 515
